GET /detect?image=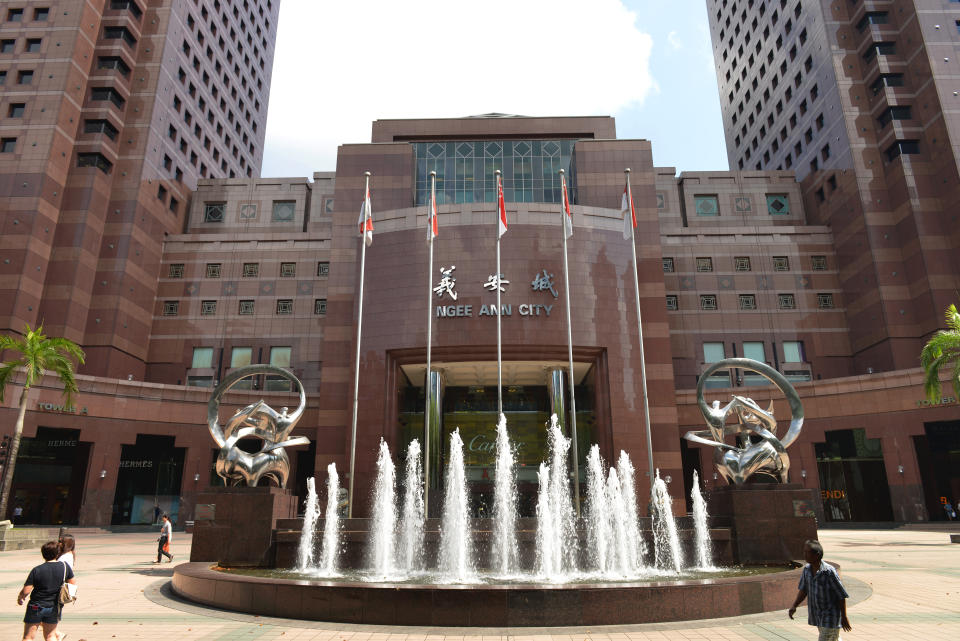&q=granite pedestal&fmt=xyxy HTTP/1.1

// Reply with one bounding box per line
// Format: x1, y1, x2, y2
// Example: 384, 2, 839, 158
190, 486, 296, 567
709, 483, 818, 564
